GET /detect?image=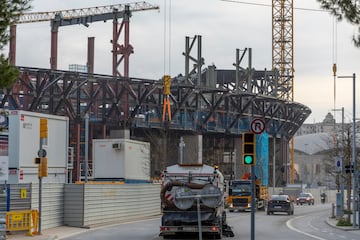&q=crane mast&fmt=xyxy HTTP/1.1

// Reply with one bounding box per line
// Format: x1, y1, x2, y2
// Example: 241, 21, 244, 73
272, 0, 295, 184
272, 0, 294, 100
